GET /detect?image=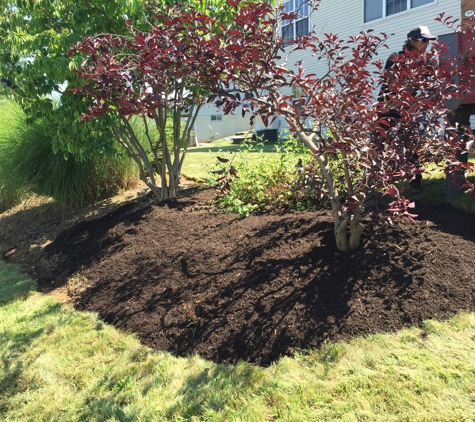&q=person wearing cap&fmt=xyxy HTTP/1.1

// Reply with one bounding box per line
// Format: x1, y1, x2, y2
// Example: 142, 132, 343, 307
378, 26, 437, 189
